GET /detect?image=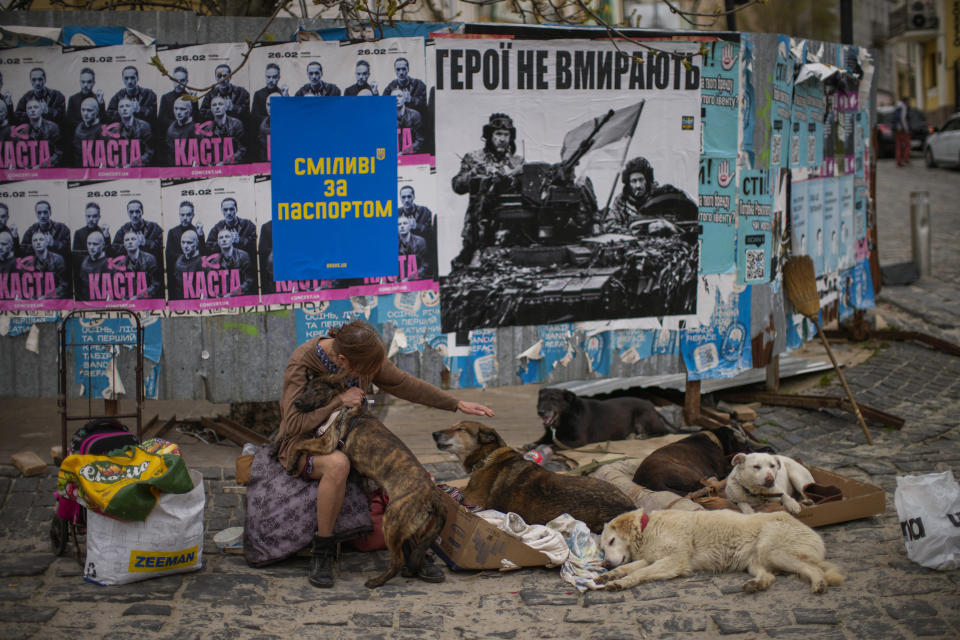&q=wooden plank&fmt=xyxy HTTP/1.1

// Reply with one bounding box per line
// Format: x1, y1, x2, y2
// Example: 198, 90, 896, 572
721, 392, 904, 429
683, 378, 700, 425
216, 416, 270, 446
765, 354, 780, 392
